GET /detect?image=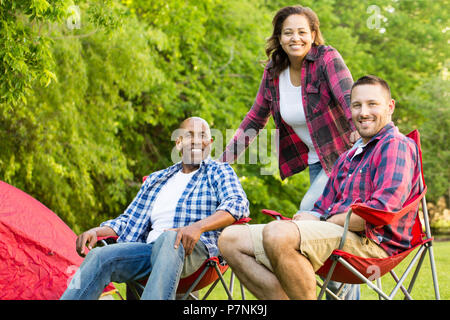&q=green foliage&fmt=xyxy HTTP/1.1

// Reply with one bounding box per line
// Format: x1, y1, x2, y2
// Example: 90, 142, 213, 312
0, 0, 448, 233
0, 0, 66, 107
0, 0, 137, 232
401, 76, 450, 204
